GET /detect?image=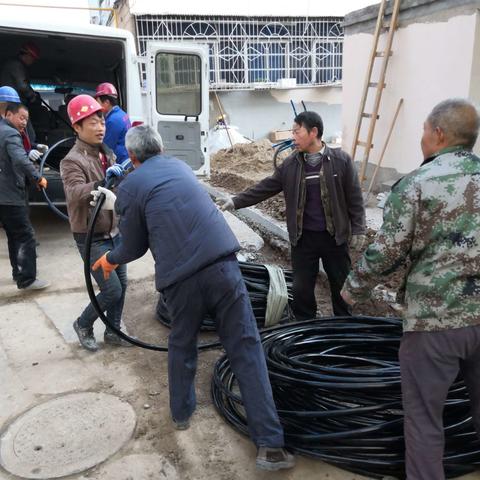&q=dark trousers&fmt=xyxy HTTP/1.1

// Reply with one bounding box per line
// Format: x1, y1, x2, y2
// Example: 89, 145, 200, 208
162, 254, 285, 447
291, 229, 352, 319
399, 325, 480, 480
75, 236, 127, 331
0, 204, 37, 288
